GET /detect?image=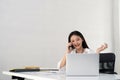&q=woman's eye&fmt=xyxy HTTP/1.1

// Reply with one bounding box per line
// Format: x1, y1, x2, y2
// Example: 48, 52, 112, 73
71, 41, 74, 42
76, 38, 79, 41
